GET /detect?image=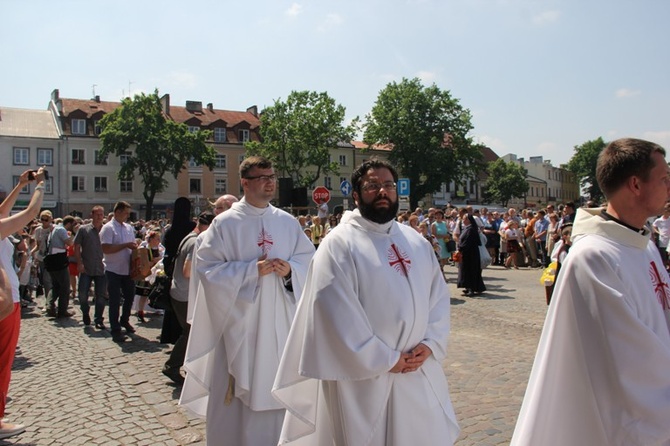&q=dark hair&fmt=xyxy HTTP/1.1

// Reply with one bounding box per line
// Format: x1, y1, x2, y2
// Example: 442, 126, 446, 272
198, 211, 215, 226
351, 158, 399, 196
596, 138, 666, 198
113, 201, 131, 213
62, 216, 76, 226
240, 156, 273, 178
